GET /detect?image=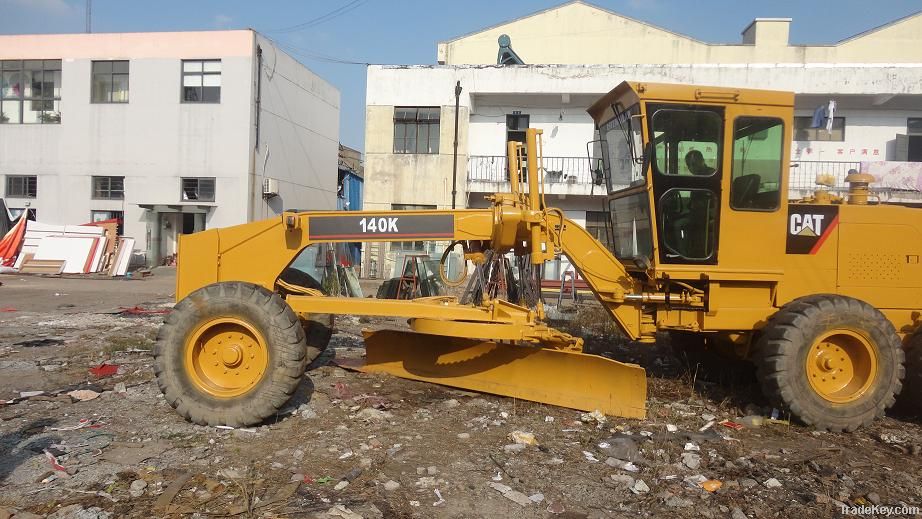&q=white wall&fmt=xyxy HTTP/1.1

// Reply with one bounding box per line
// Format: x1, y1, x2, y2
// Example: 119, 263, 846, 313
792, 109, 922, 162
469, 107, 594, 157
0, 53, 253, 241
252, 35, 340, 218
